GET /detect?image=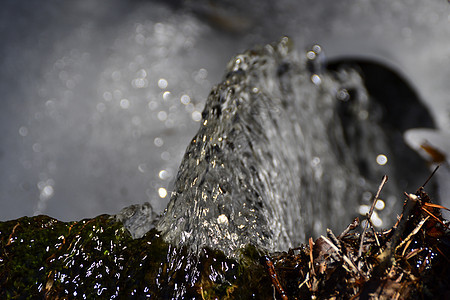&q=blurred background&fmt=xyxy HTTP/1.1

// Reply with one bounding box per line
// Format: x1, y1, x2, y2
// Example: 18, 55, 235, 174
1, 0, 449, 221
